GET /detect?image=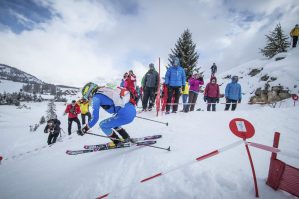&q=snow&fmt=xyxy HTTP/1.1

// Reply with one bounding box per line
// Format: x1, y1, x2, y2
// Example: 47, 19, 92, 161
0, 48, 299, 198
0, 79, 25, 93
